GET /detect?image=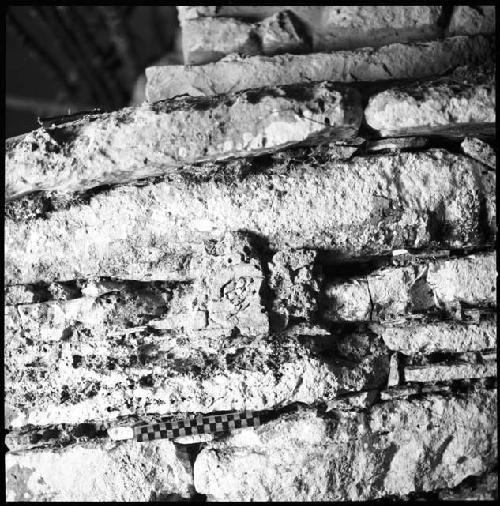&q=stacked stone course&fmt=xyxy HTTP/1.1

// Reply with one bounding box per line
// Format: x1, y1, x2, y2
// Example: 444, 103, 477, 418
5, 5, 497, 501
